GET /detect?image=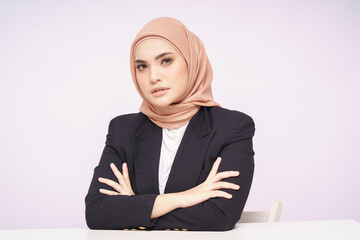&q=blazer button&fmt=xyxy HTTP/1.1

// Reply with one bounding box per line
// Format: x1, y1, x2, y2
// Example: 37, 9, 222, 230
165, 229, 171, 231
123, 229, 129, 231
181, 229, 188, 231
139, 226, 146, 230
173, 228, 180, 231
130, 228, 137, 231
